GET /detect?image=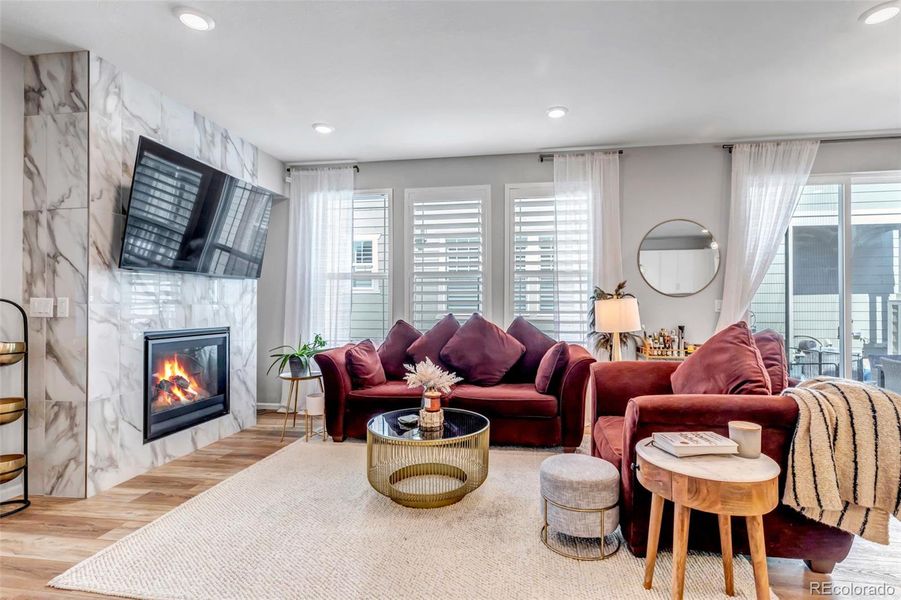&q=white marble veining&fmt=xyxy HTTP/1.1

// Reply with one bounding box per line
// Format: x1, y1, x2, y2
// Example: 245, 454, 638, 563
81, 54, 261, 495
88, 210, 124, 304
23, 51, 262, 497
89, 55, 121, 123
25, 397, 46, 492
87, 304, 120, 400
46, 113, 88, 209
45, 302, 87, 405
43, 399, 86, 496
25, 113, 88, 211
121, 70, 161, 140
86, 394, 119, 495
193, 114, 223, 169
242, 138, 259, 183
23, 115, 47, 211
23, 210, 47, 299
24, 52, 88, 116
161, 95, 194, 156
46, 208, 88, 302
